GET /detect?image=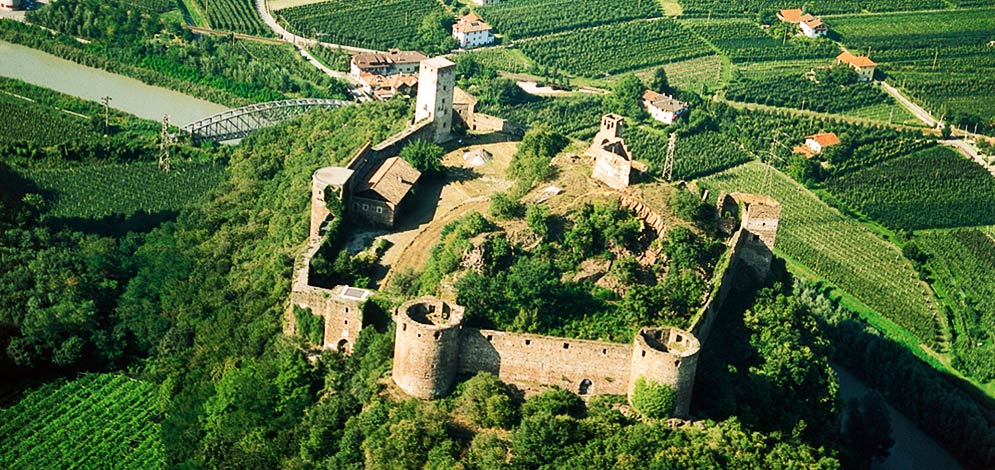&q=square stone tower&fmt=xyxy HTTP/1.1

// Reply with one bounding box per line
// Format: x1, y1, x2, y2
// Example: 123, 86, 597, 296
415, 56, 456, 143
